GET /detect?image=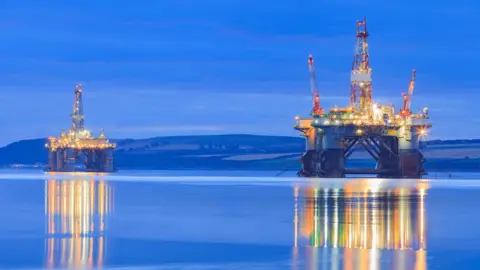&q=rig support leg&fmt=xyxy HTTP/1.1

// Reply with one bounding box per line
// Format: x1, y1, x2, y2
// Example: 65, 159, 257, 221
318, 149, 344, 177
298, 128, 318, 177
104, 148, 115, 171
376, 136, 400, 178
318, 130, 345, 178
298, 150, 316, 177
93, 150, 103, 170
56, 149, 65, 171
64, 149, 76, 171
399, 150, 425, 178
398, 126, 425, 178
48, 150, 57, 171
86, 150, 96, 169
